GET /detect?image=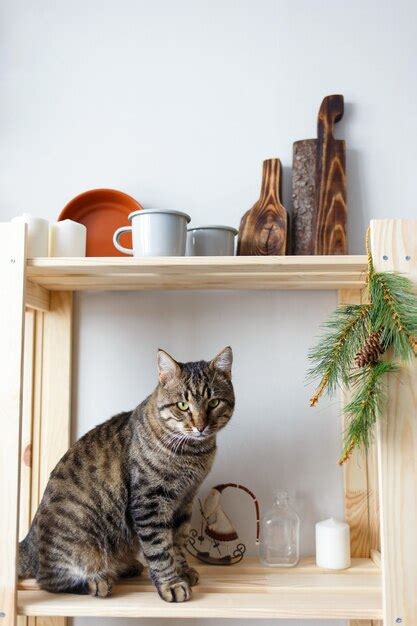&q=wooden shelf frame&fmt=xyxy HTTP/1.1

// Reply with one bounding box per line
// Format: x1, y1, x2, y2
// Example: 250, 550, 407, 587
1, 219, 416, 624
